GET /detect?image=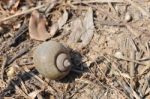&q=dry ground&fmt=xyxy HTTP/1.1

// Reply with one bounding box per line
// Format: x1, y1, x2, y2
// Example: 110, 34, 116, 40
0, 0, 150, 99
